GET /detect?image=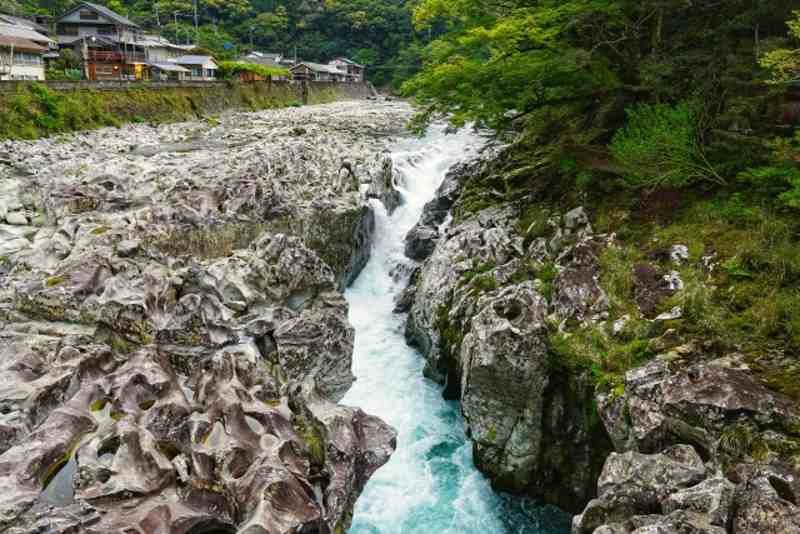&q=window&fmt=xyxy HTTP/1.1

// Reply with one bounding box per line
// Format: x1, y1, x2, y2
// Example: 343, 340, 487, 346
97, 26, 115, 35
12, 52, 42, 66
80, 10, 99, 20
95, 65, 115, 76
58, 23, 79, 36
